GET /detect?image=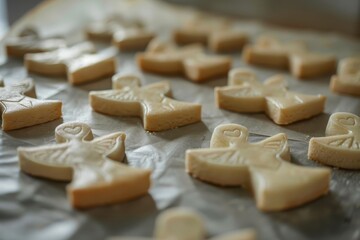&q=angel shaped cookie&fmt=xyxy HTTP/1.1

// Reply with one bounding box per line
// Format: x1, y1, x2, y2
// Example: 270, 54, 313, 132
18, 122, 151, 208
6, 36, 66, 58
110, 207, 256, 240
137, 39, 232, 82
215, 68, 326, 125
330, 57, 360, 96
308, 112, 360, 169
0, 78, 62, 130
25, 42, 116, 85
243, 36, 306, 69
86, 16, 143, 41
173, 15, 248, 53
89, 74, 201, 131
290, 52, 336, 79
186, 124, 331, 211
